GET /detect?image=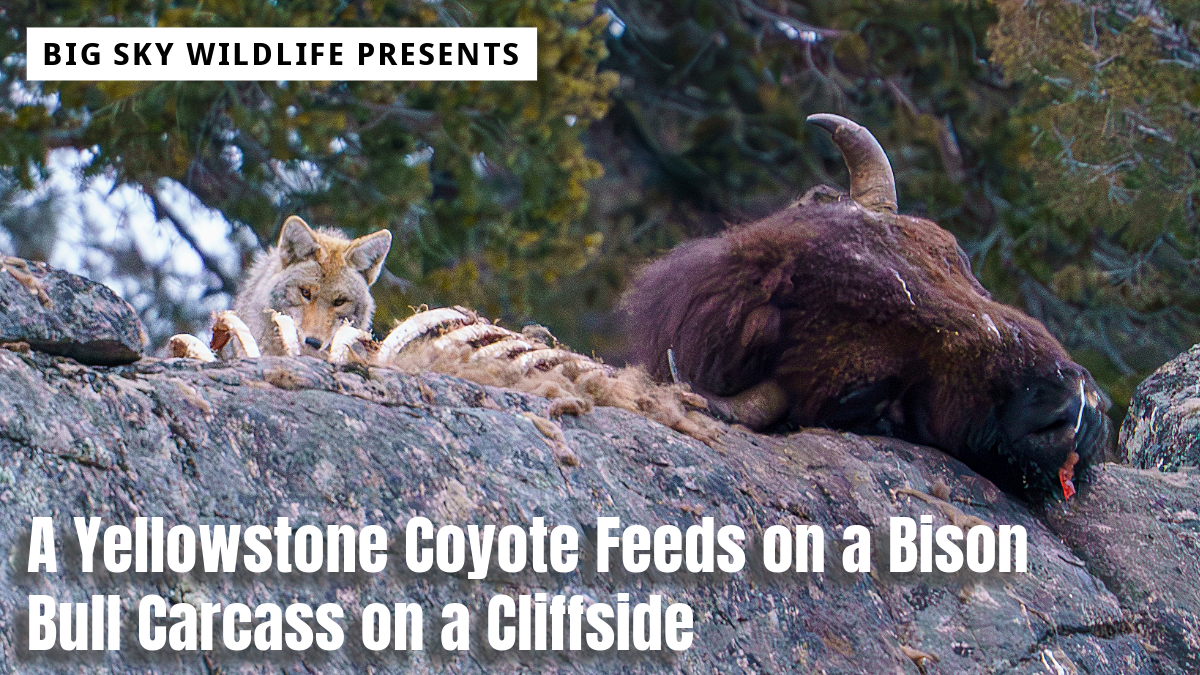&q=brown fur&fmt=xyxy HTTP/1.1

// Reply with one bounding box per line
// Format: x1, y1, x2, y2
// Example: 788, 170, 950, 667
627, 202, 1060, 426
622, 198, 1110, 499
